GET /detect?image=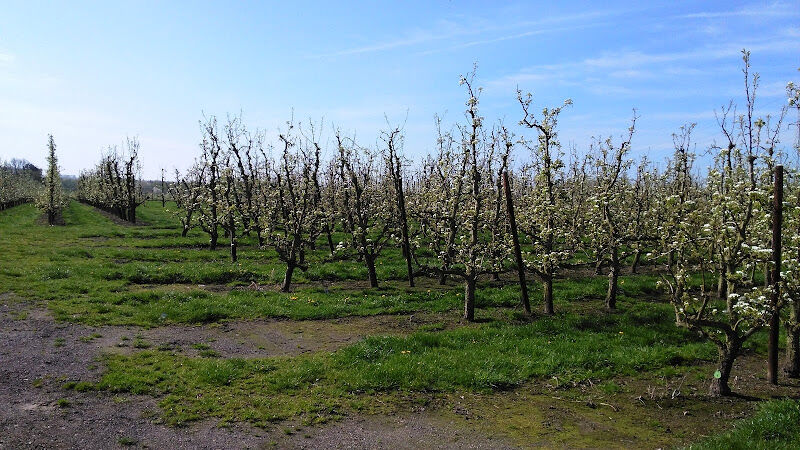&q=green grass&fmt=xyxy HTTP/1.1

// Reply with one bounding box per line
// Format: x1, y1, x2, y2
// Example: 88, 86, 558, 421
0, 201, 478, 326
0, 199, 747, 437
63, 381, 95, 392
690, 399, 800, 449
95, 300, 714, 426
117, 436, 138, 446
79, 333, 102, 342
0, 200, 666, 327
